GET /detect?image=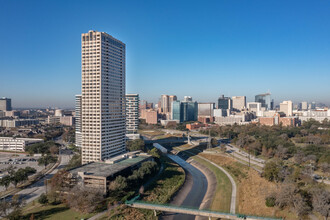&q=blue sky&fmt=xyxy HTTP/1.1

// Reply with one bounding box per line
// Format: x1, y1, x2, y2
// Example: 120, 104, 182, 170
0, 0, 329, 108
